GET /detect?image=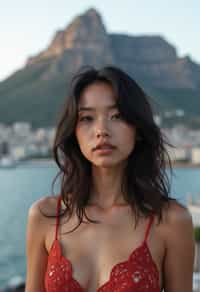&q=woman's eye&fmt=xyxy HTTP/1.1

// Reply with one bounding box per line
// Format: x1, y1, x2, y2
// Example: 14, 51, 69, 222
111, 113, 122, 120
78, 113, 122, 122
79, 116, 93, 122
